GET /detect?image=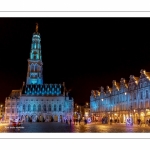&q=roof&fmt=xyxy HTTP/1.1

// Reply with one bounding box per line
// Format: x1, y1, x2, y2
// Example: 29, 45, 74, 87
134, 77, 139, 82
116, 82, 120, 89
9, 90, 21, 98
146, 72, 150, 78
